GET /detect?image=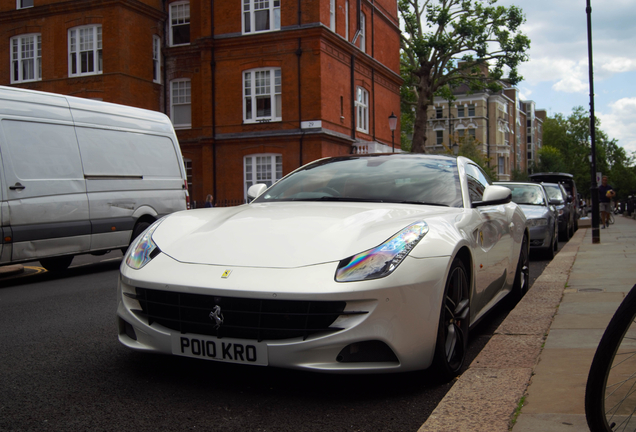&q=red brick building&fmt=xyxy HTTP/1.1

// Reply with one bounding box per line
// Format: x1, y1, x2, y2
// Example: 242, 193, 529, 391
0, 0, 401, 206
